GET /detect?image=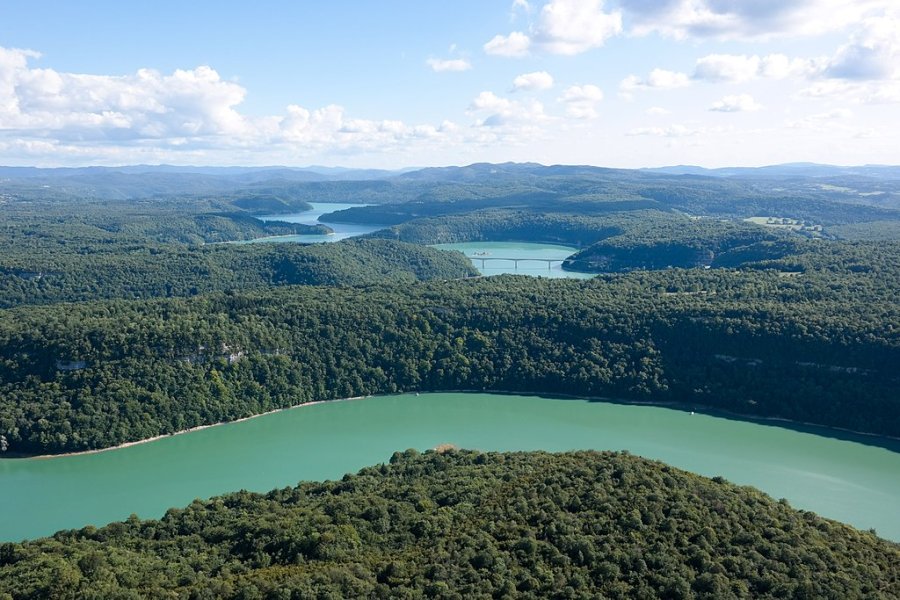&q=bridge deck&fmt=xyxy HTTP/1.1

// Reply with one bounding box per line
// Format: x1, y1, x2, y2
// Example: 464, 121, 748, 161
470, 257, 565, 269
